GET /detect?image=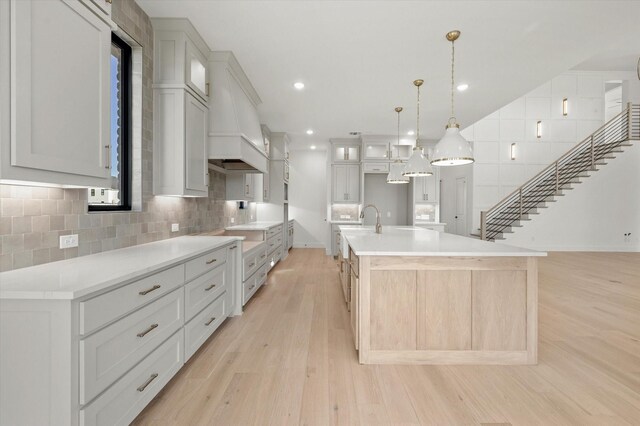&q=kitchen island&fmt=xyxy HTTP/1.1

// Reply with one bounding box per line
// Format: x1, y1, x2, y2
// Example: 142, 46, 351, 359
341, 226, 545, 365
